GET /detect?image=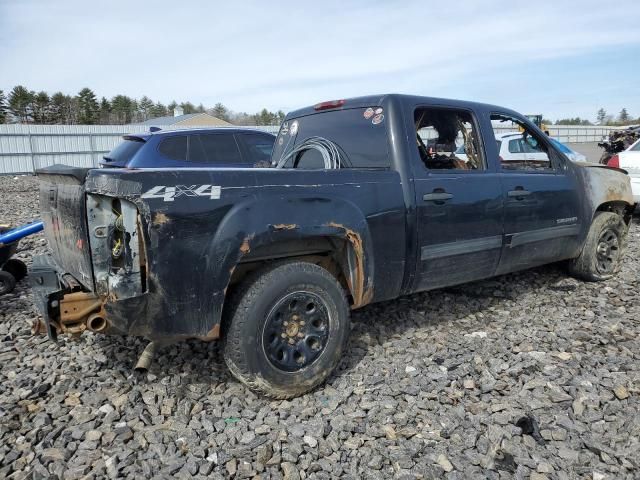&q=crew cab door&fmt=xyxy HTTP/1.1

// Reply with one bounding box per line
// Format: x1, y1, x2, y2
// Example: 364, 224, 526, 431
490, 113, 582, 274
410, 106, 504, 291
